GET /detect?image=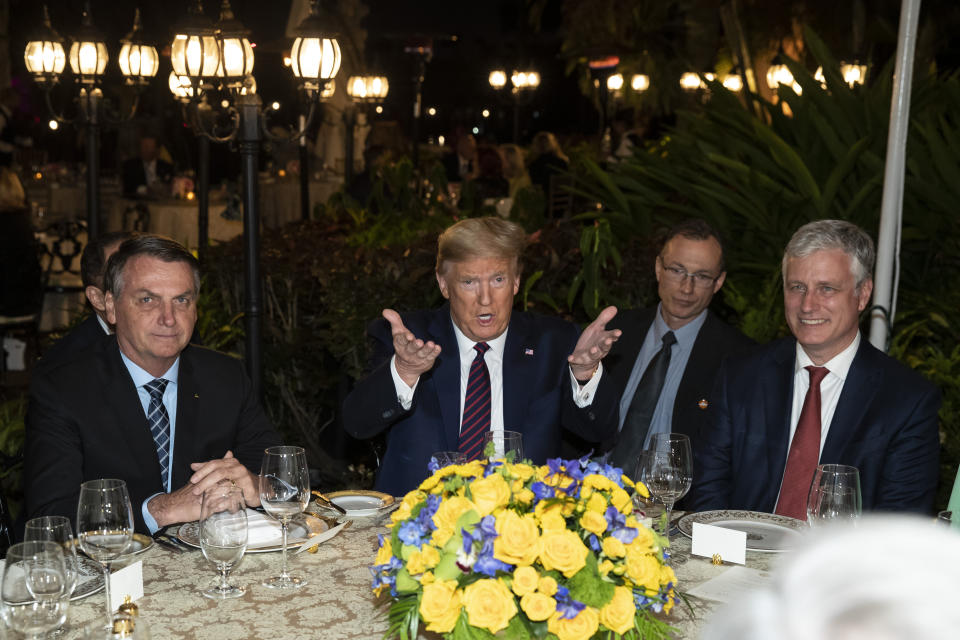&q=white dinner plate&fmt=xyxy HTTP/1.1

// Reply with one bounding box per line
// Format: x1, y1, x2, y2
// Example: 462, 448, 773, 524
176, 512, 329, 553
312, 490, 397, 518
72, 556, 106, 600
678, 510, 806, 552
